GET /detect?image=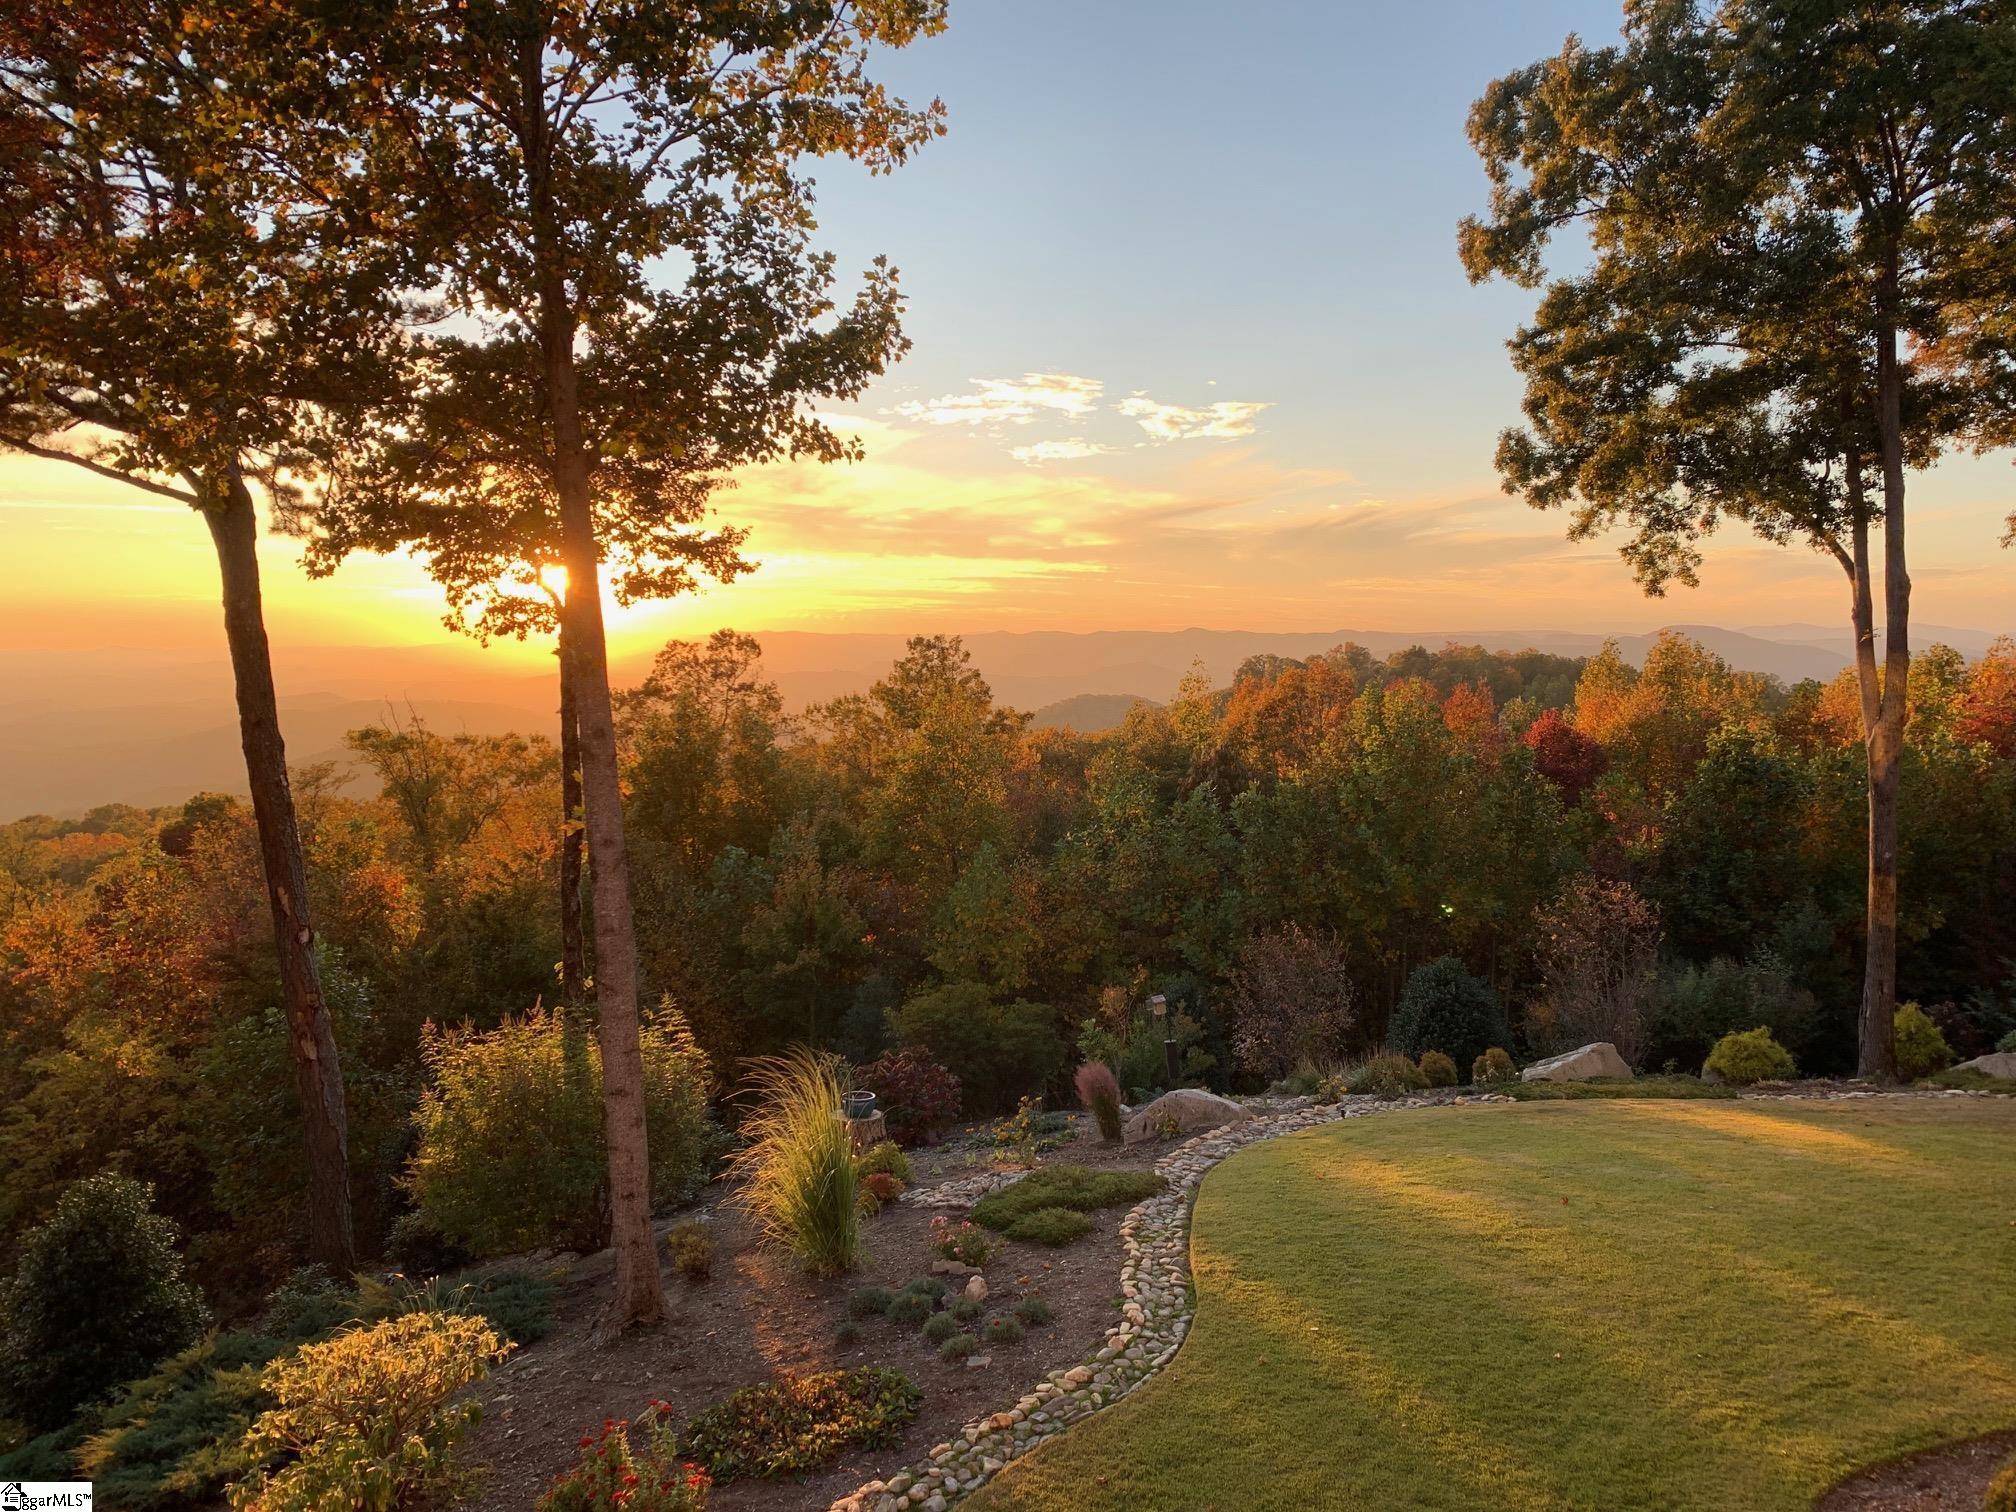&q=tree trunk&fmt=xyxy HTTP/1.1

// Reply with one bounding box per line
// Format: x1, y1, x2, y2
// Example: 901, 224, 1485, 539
203, 471, 356, 1271
557, 625, 587, 1004
520, 37, 665, 1331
